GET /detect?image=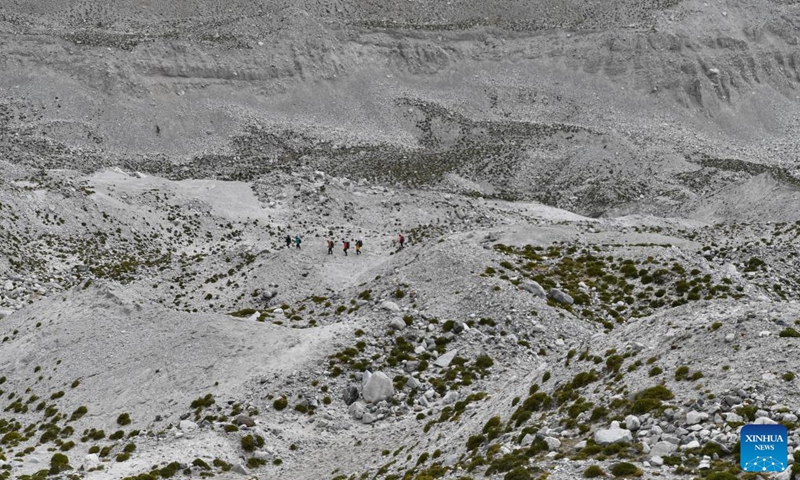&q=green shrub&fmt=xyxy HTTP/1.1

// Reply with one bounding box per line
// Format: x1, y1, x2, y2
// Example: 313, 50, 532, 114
736, 405, 759, 422
358, 290, 372, 301
241, 434, 264, 452
635, 385, 673, 401
247, 457, 267, 469
159, 461, 182, 478
190, 394, 215, 409
475, 355, 494, 370
466, 434, 485, 450
273, 396, 288, 410
605, 354, 624, 372
784, 372, 796, 382
483, 416, 501, 434
49, 453, 71, 474
69, 406, 88, 421
117, 413, 131, 426
504, 466, 532, 480
674, 365, 690, 381
780, 328, 800, 338
648, 366, 662, 377
584, 465, 605, 477
609, 462, 641, 477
